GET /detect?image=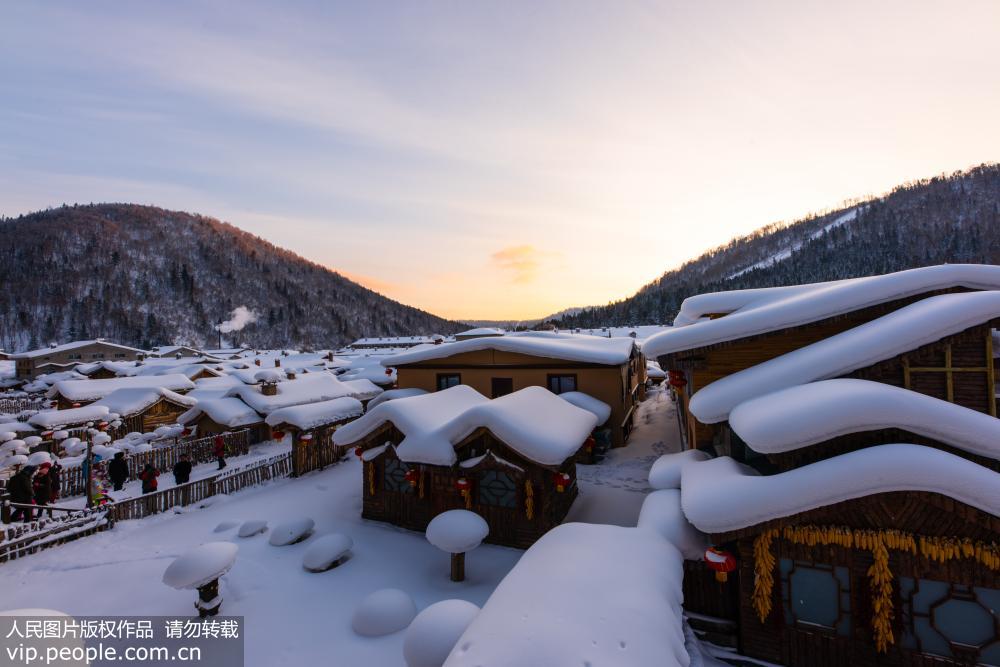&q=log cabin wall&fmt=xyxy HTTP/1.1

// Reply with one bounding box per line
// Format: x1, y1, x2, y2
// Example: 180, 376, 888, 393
692, 492, 1000, 667
359, 429, 578, 549
659, 288, 977, 450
